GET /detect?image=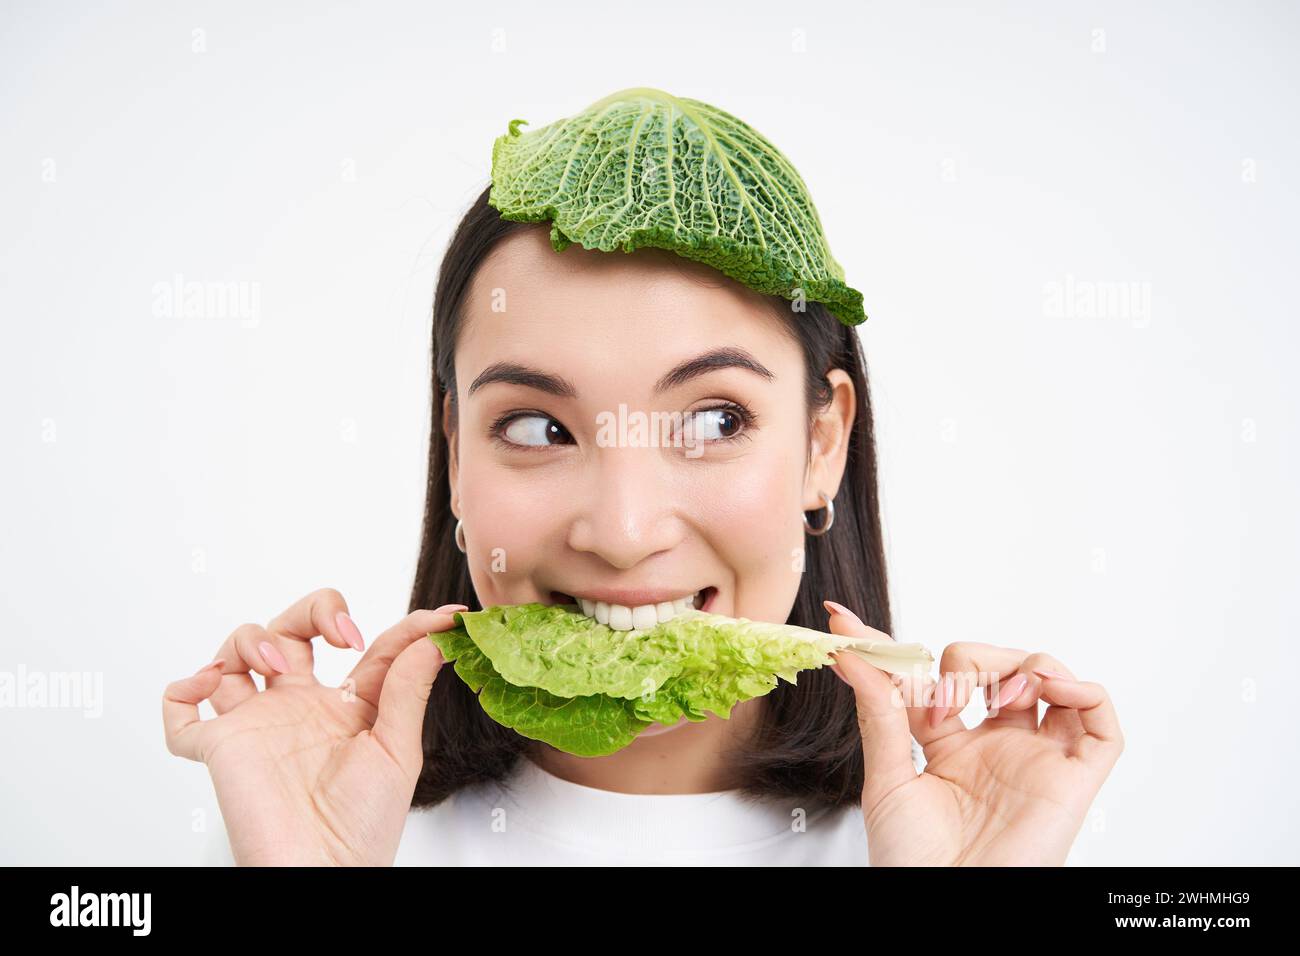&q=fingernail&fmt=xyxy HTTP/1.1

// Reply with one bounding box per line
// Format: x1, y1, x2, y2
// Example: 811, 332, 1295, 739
828, 662, 850, 686
336, 611, 365, 651
196, 659, 225, 675
993, 673, 1029, 710
434, 603, 469, 615
929, 674, 951, 728
1032, 668, 1071, 681
258, 641, 291, 674
822, 600, 862, 625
